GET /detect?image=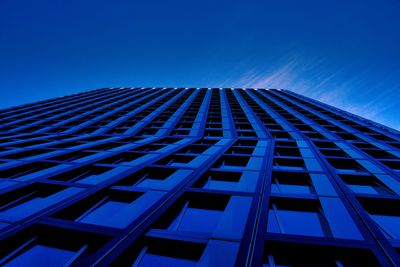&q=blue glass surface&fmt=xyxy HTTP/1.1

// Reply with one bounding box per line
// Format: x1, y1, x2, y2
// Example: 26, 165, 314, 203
320, 197, 363, 240
136, 253, 197, 267
78, 200, 127, 224
168, 206, 222, 233
271, 184, 314, 194
348, 184, 388, 195
268, 209, 326, 237
4, 245, 77, 267
0, 188, 83, 222
372, 214, 400, 239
